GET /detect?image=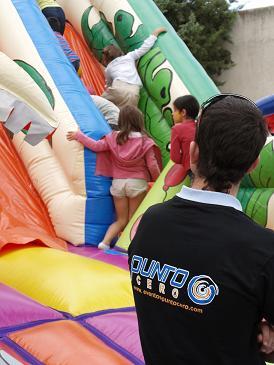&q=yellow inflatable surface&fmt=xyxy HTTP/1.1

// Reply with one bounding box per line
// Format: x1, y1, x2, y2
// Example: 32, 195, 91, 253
0, 247, 134, 316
